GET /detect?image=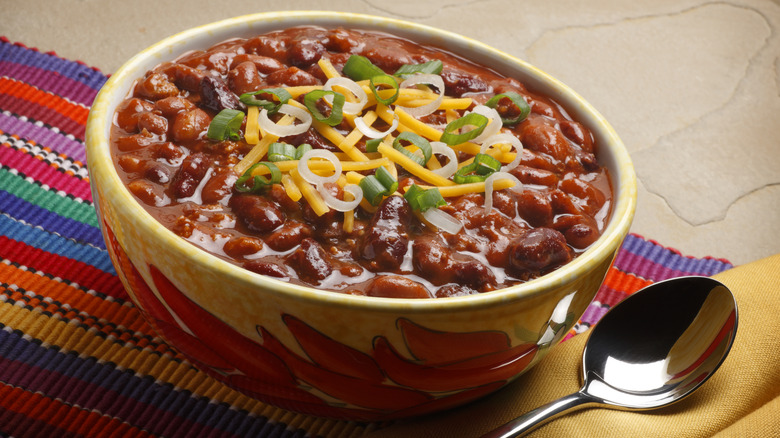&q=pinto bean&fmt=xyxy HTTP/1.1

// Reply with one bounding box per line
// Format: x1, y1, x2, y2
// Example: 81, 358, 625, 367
162, 64, 206, 92
223, 236, 264, 259
150, 142, 185, 165
200, 76, 243, 112
360, 196, 413, 271
127, 180, 166, 207
366, 276, 430, 299
136, 112, 168, 136
229, 54, 285, 74
412, 236, 496, 290
267, 67, 320, 86
245, 35, 289, 61
155, 96, 194, 118
170, 152, 211, 199
115, 132, 156, 152
137, 72, 178, 100
266, 220, 314, 251
229, 194, 285, 233
227, 61, 263, 95
143, 162, 171, 184
326, 29, 356, 53
115, 98, 155, 132
287, 238, 333, 282
172, 108, 211, 142
435, 284, 479, 298
507, 228, 572, 276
